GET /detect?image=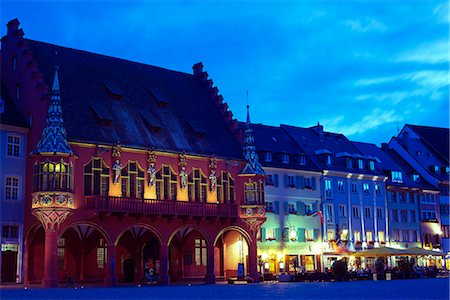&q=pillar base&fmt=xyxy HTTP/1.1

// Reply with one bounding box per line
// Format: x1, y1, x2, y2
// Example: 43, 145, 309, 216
104, 276, 117, 287
250, 272, 260, 283
205, 274, 216, 284
159, 274, 169, 285
41, 277, 58, 288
